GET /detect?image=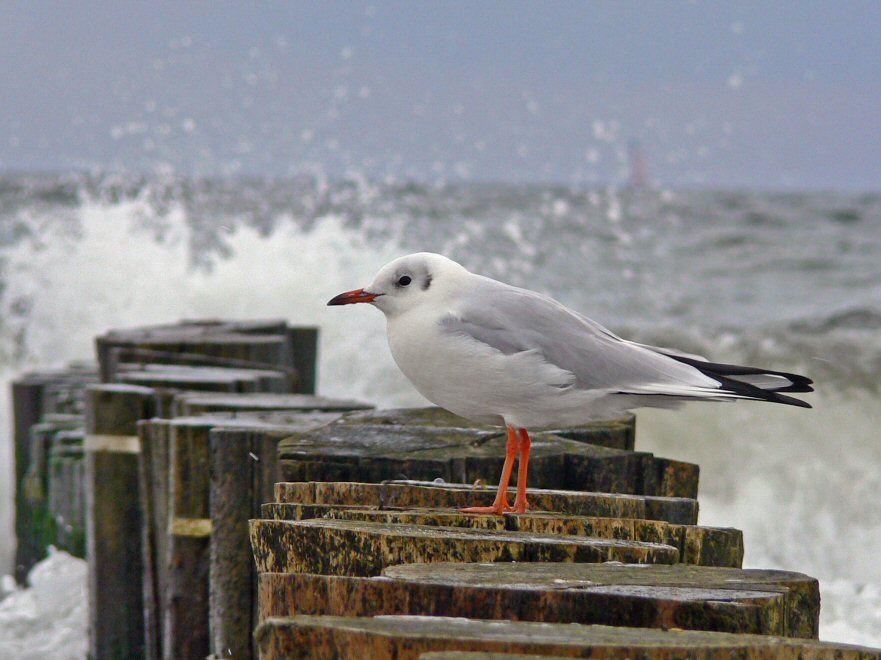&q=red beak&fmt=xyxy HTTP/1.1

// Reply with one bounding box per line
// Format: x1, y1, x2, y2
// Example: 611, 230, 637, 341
327, 288, 383, 306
